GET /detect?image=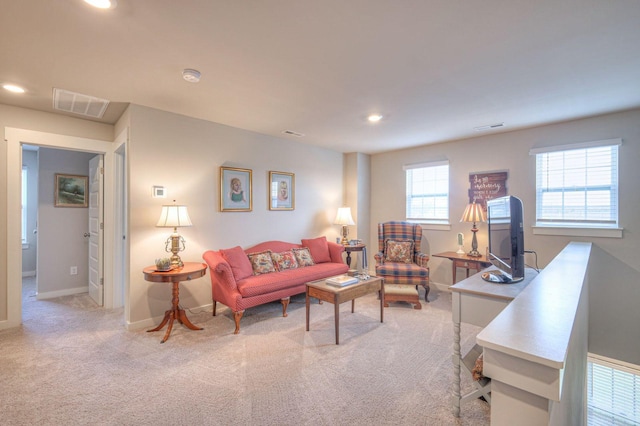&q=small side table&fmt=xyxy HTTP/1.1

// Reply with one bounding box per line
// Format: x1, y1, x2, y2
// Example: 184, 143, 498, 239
432, 251, 491, 284
343, 244, 365, 268
142, 262, 207, 343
